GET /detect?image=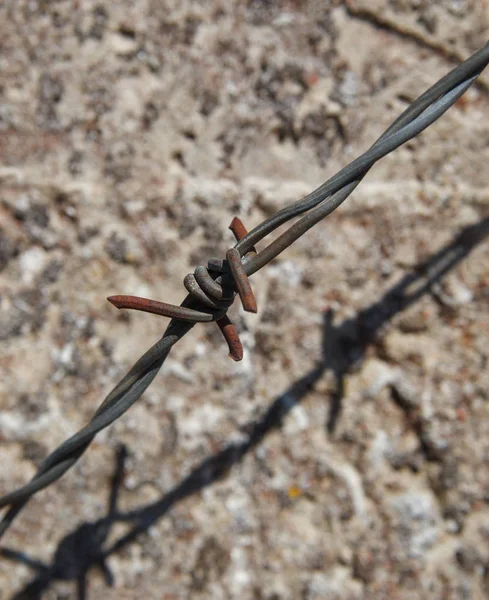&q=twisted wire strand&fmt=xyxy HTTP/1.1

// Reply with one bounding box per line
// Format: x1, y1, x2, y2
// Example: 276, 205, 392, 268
0, 318, 194, 538
235, 40, 489, 258
244, 74, 477, 275
1, 41, 488, 540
